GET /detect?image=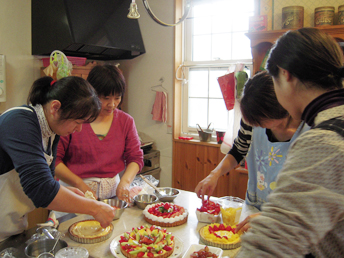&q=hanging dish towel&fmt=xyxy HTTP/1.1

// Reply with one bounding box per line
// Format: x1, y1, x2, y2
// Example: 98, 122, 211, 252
151, 91, 167, 123
217, 72, 235, 111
